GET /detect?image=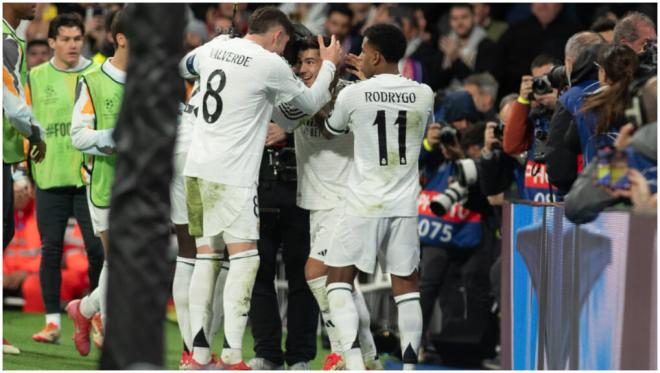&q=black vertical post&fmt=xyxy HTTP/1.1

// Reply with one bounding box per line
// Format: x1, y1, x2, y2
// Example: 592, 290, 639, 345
101, 3, 185, 369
